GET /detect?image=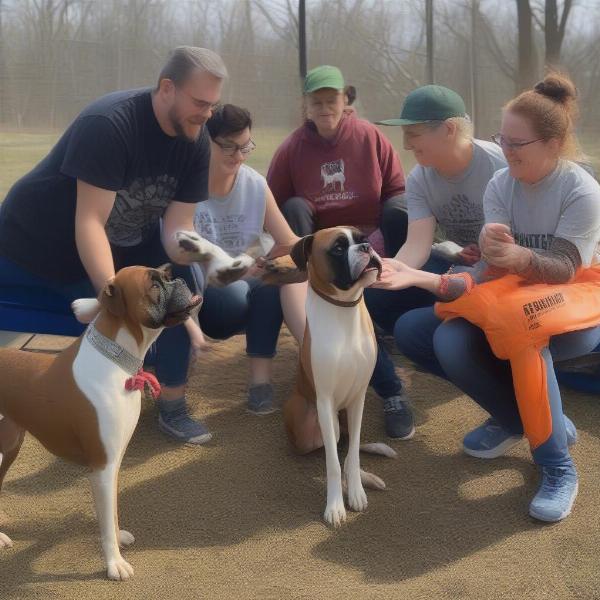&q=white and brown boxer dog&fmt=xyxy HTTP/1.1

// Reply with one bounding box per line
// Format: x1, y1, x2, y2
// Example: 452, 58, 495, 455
264, 227, 396, 527
0, 264, 201, 580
